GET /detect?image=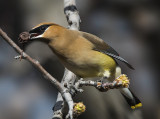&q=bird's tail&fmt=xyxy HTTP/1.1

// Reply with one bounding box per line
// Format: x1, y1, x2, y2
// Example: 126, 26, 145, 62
119, 88, 142, 109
